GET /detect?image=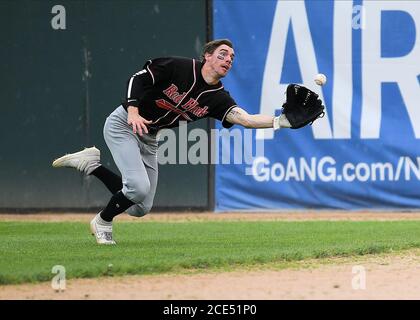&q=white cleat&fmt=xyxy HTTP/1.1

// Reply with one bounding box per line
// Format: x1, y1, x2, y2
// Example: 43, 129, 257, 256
90, 213, 116, 245
52, 147, 100, 175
